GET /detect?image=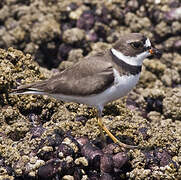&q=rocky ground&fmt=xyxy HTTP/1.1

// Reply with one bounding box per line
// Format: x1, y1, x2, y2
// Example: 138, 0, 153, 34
0, 0, 181, 180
